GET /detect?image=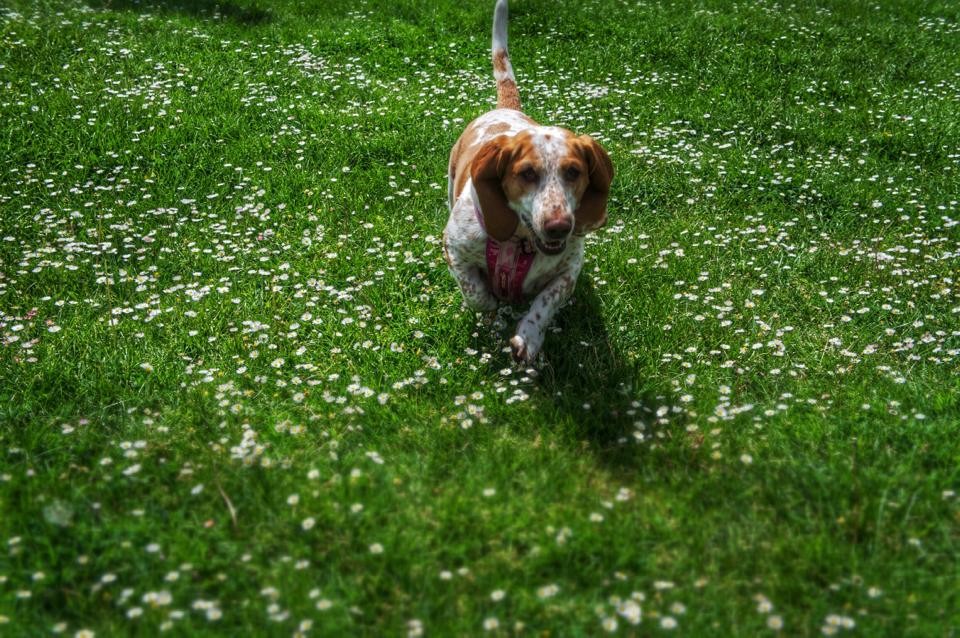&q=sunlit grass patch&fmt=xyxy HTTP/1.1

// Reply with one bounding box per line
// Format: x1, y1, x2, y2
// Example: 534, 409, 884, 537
1, 0, 958, 635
